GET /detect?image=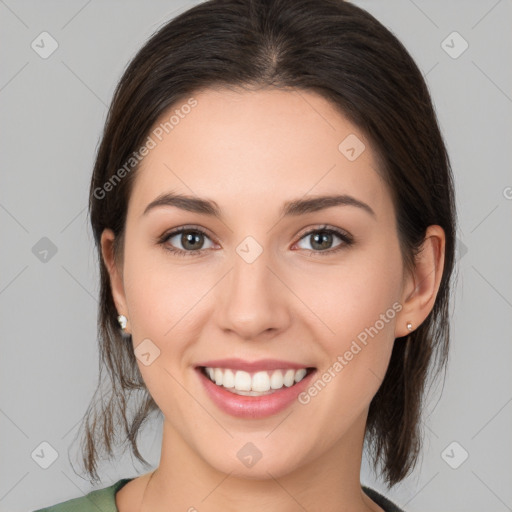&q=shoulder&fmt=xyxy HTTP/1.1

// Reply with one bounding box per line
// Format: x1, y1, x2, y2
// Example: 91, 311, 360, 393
362, 485, 406, 512
32, 479, 133, 512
